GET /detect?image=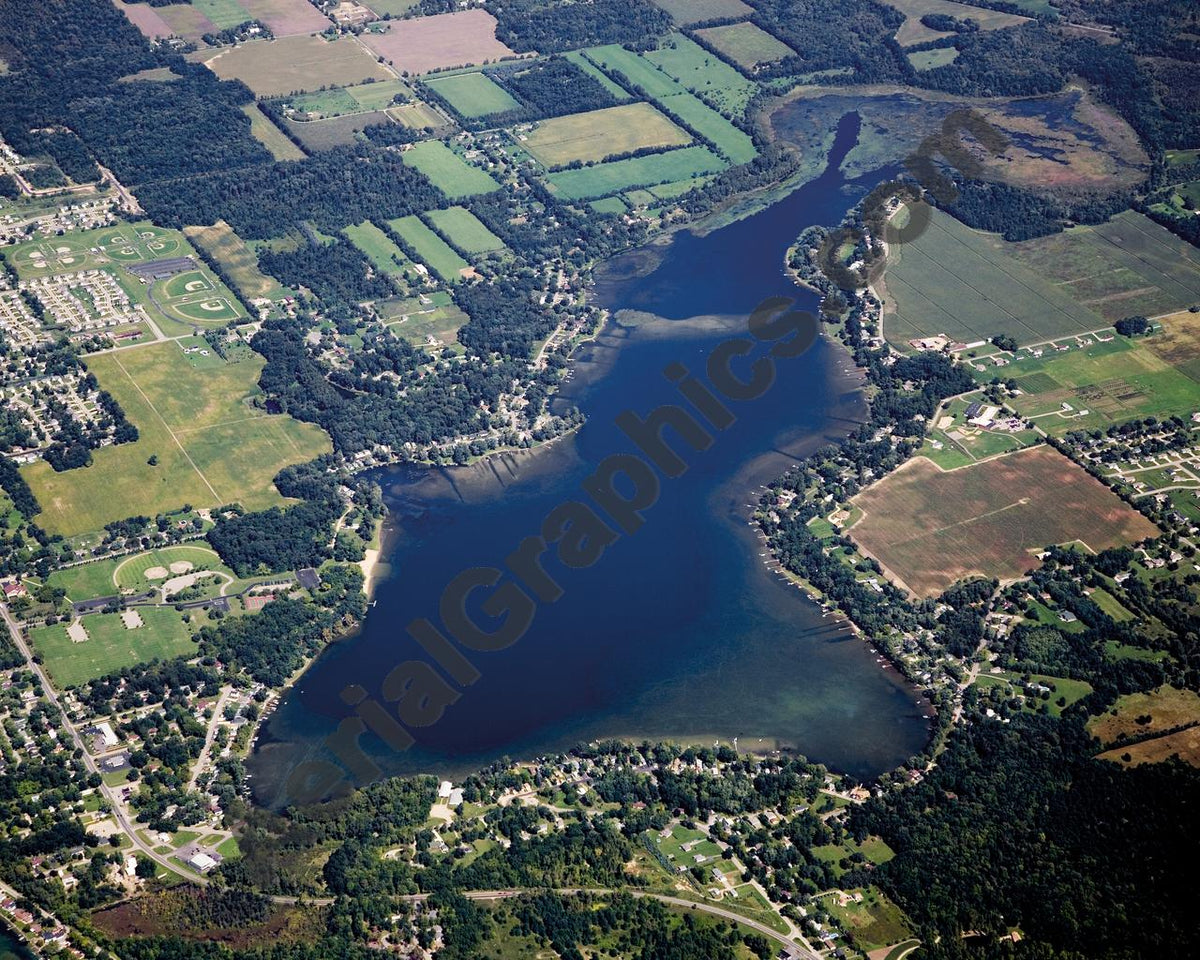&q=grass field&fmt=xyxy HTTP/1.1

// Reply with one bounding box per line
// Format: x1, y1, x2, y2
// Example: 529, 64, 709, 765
521, 103, 690, 167
1007, 212, 1200, 323
975, 671, 1093, 717
657, 92, 756, 163
184, 221, 288, 301
424, 207, 505, 256
644, 34, 757, 117
283, 111, 391, 151
343, 221, 414, 280
191, 0, 250, 30
984, 334, 1200, 435
921, 396, 1040, 467
849, 445, 1159, 597
885, 0, 1028, 46
693, 21, 796, 68
388, 100, 446, 130
388, 215, 469, 281
287, 78, 412, 117
584, 44, 682, 98
1088, 687, 1200, 745
240, 103, 305, 160
361, 0, 419, 14
822, 887, 913, 953
882, 209, 1108, 348
650, 0, 752, 24
425, 72, 519, 119
546, 146, 726, 200
360, 9, 515, 75
561, 50, 632, 101
1097, 725, 1200, 768
810, 837, 894, 878
908, 47, 960, 71
48, 545, 230, 601
203, 35, 390, 97
379, 291, 468, 348
30, 607, 197, 688
399, 139, 500, 198
22, 341, 330, 536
